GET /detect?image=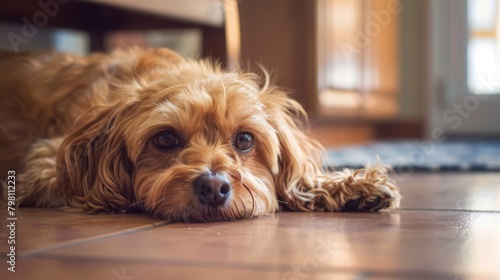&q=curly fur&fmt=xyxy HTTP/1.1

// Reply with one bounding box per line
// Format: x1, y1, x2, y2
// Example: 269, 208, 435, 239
0, 48, 400, 222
